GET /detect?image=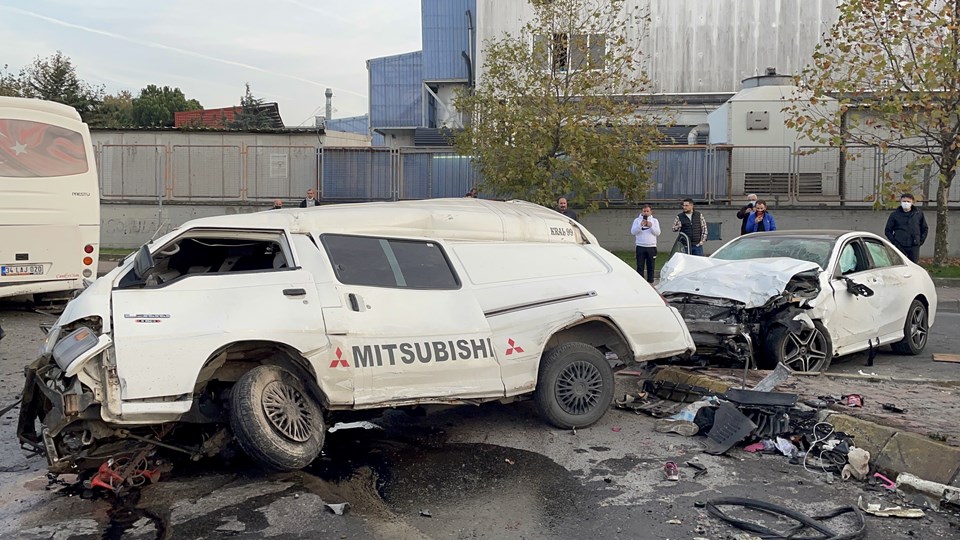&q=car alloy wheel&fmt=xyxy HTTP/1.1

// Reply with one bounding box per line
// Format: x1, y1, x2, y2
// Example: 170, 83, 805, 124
779, 326, 830, 372
907, 303, 928, 351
